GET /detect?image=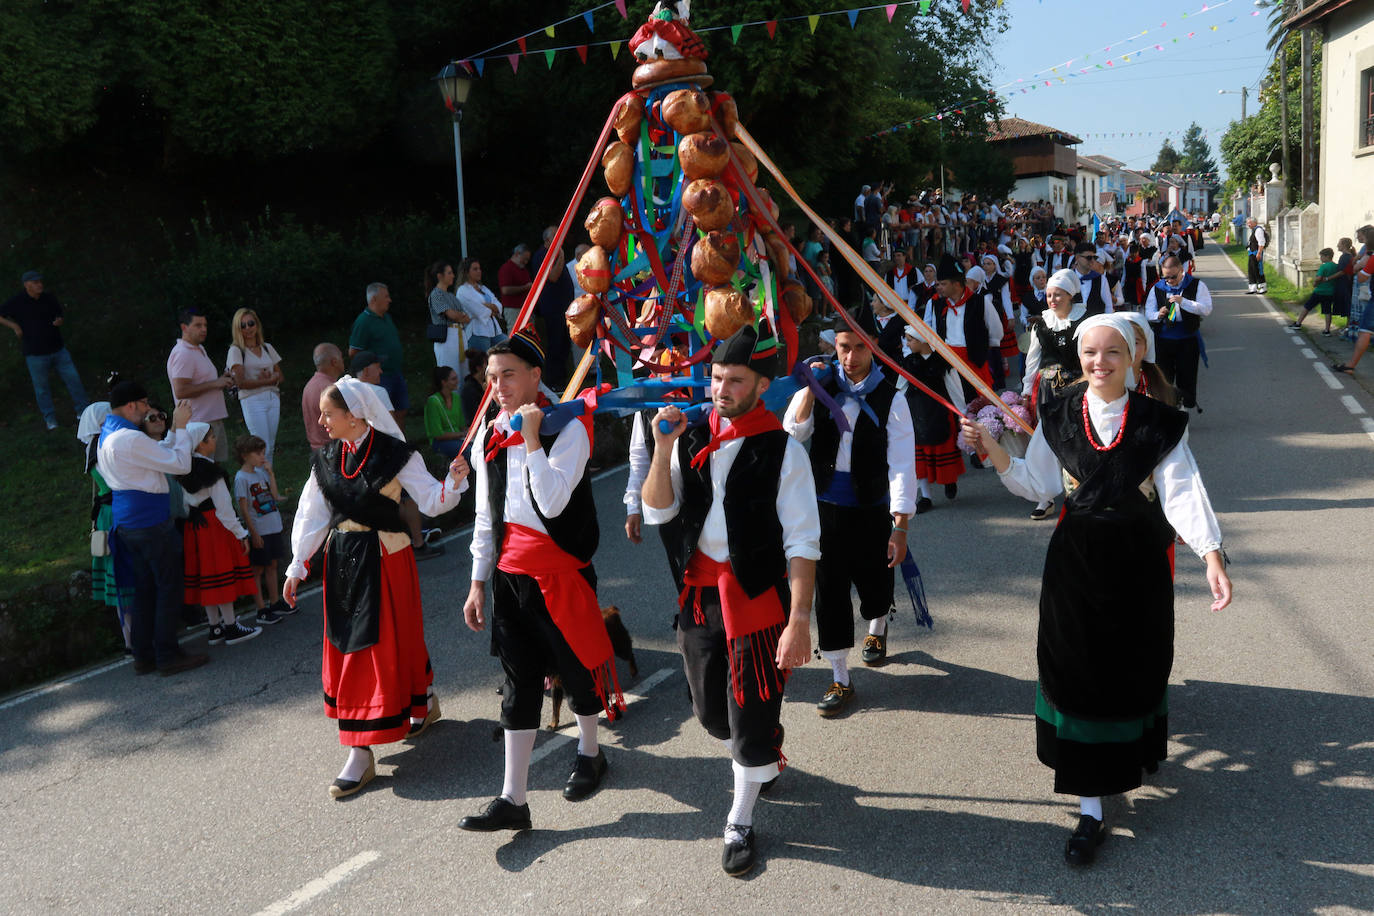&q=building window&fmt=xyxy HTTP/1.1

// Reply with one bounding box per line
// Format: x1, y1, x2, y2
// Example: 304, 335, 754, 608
1364, 66, 1374, 148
